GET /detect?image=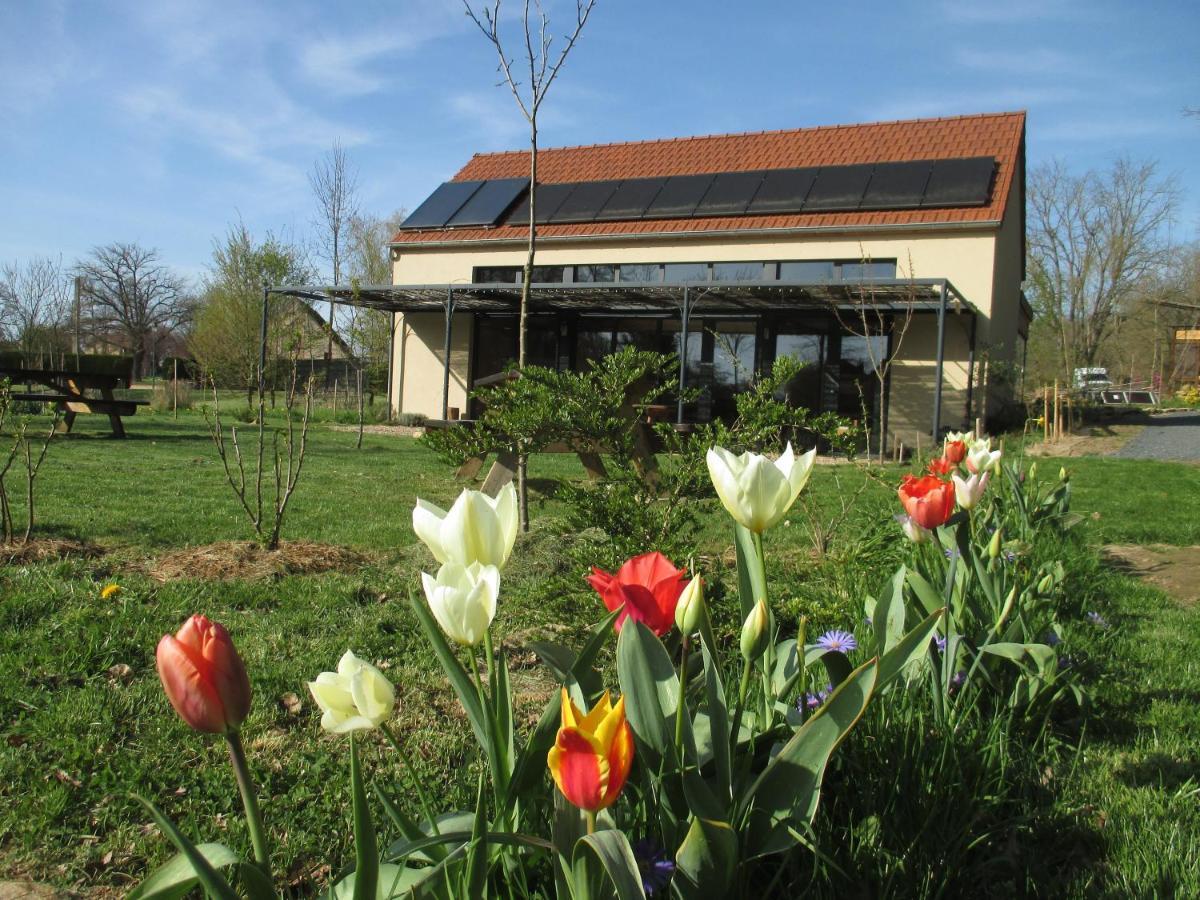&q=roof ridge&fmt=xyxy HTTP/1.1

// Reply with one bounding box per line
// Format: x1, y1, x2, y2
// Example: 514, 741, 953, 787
462, 110, 1027, 161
